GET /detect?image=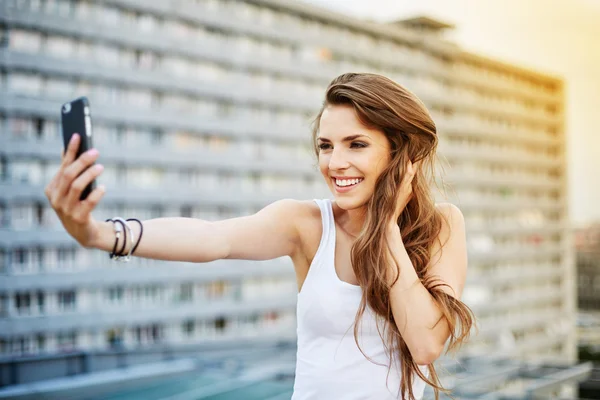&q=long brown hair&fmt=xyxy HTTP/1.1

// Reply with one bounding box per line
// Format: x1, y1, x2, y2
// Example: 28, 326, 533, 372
311, 73, 476, 399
